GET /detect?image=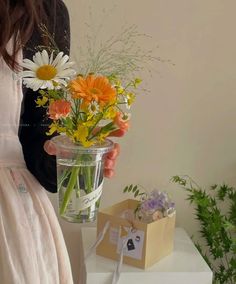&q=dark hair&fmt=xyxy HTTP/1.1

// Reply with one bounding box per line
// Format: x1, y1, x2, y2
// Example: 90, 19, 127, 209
0, 0, 48, 70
